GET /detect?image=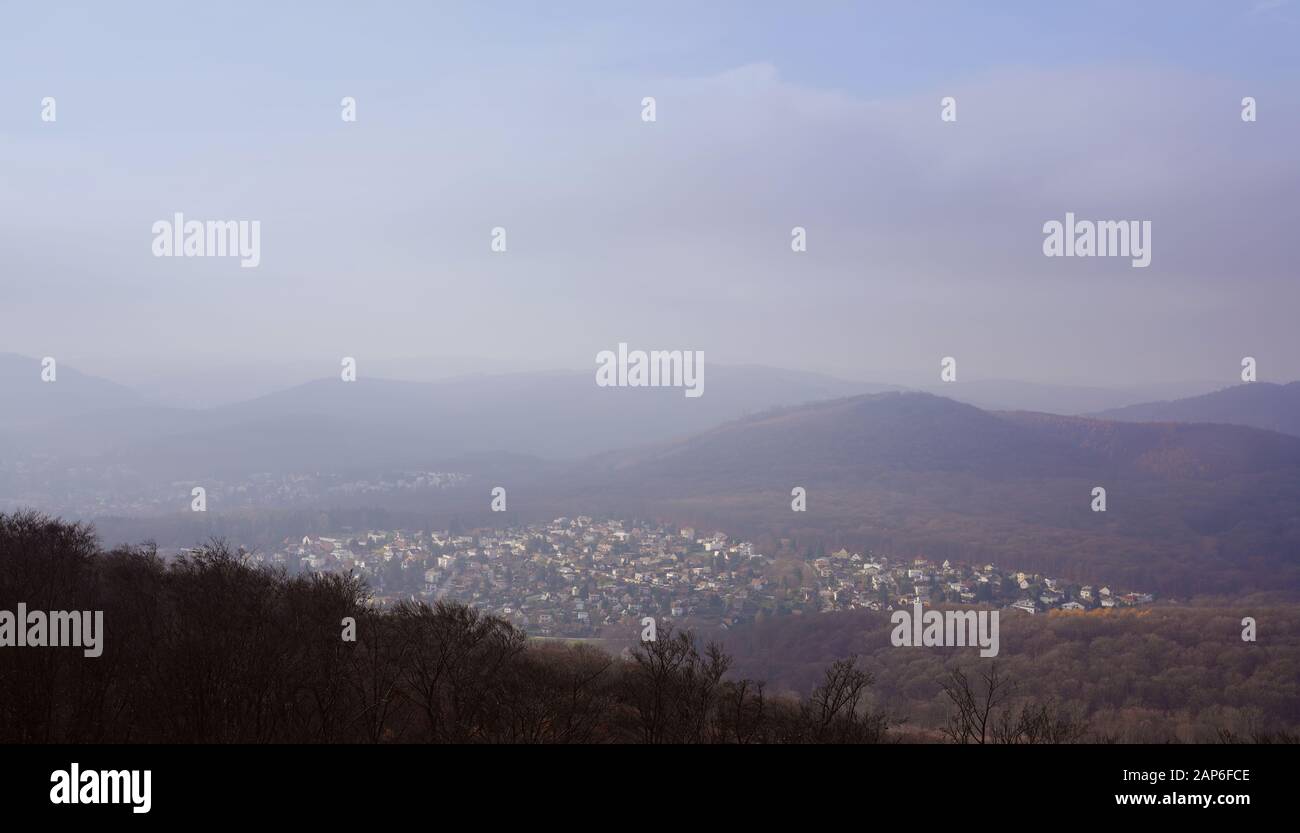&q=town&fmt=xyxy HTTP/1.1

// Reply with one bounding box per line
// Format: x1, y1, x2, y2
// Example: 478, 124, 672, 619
0, 465, 469, 517
246, 516, 1156, 638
